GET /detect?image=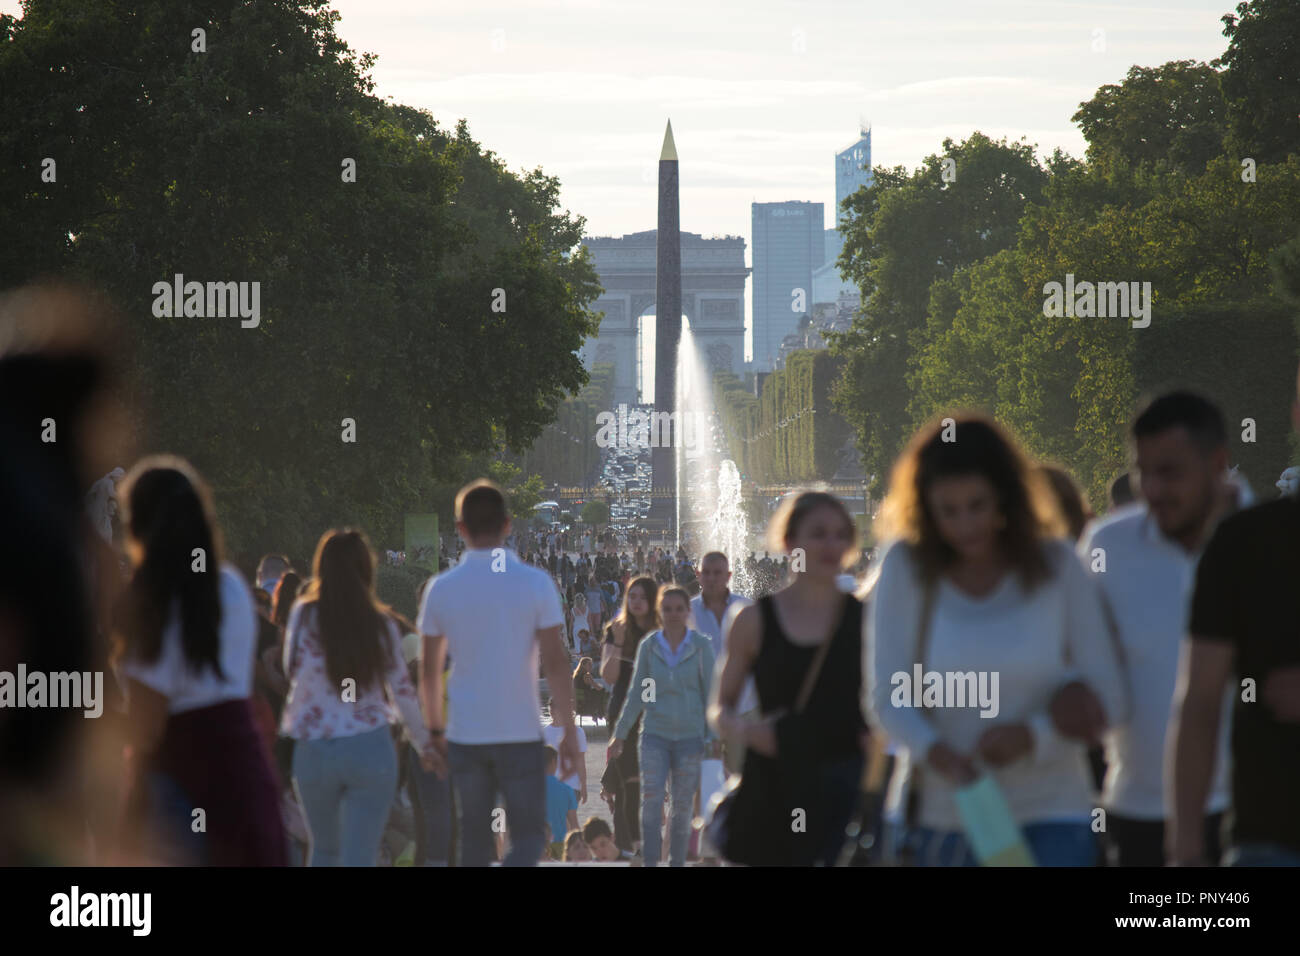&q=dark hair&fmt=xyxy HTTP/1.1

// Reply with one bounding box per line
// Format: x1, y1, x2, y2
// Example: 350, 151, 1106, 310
581, 817, 613, 843
456, 479, 508, 538
1132, 391, 1227, 453
1109, 471, 1135, 508
563, 830, 588, 858
117, 456, 224, 678
880, 414, 1061, 590
613, 575, 658, 642
299, 529, 393, 694
272, 571, 302, 628
1037, 464, 1091, 542
766, 487, 859, 568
